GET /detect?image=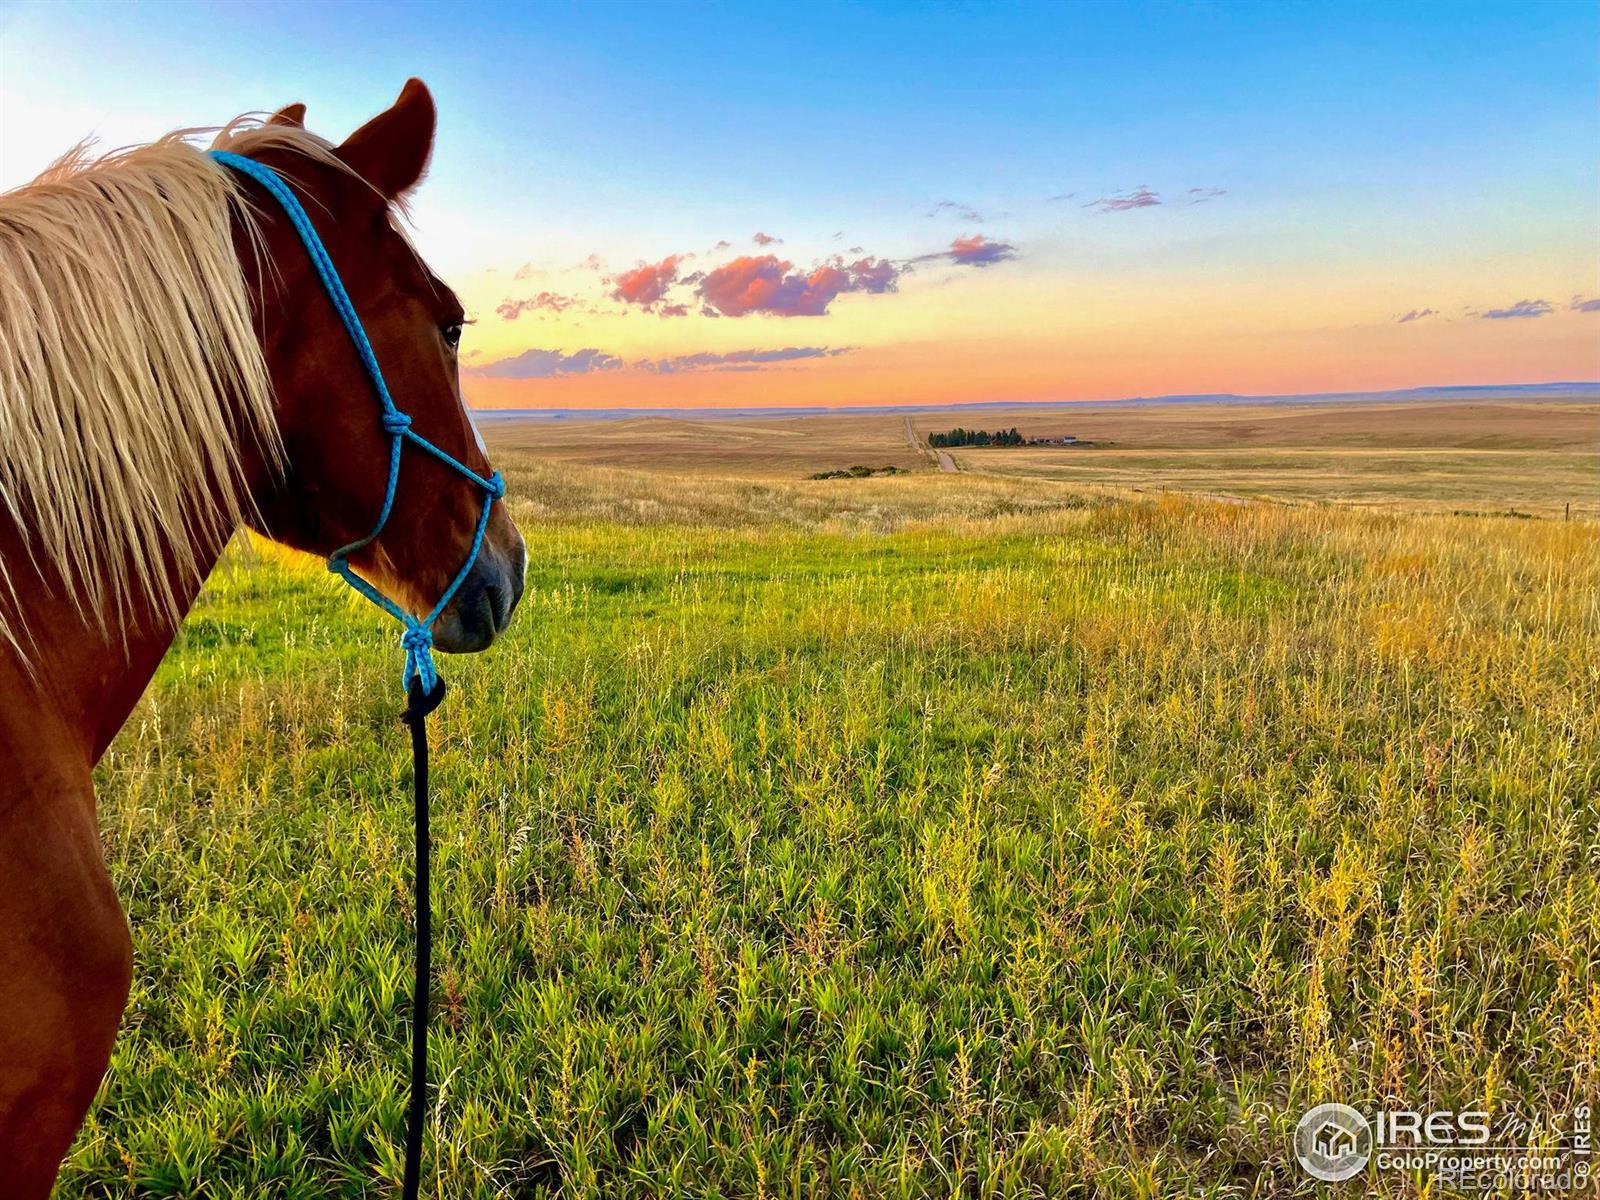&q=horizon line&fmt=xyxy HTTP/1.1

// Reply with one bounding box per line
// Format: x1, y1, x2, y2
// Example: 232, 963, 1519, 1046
468, 380, 1600, 419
